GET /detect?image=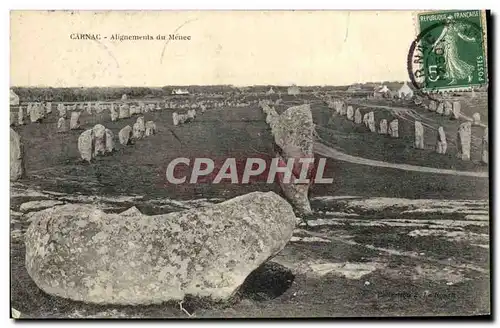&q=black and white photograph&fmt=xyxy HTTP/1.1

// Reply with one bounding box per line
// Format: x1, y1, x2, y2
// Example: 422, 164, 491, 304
9, 9, 491, 319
